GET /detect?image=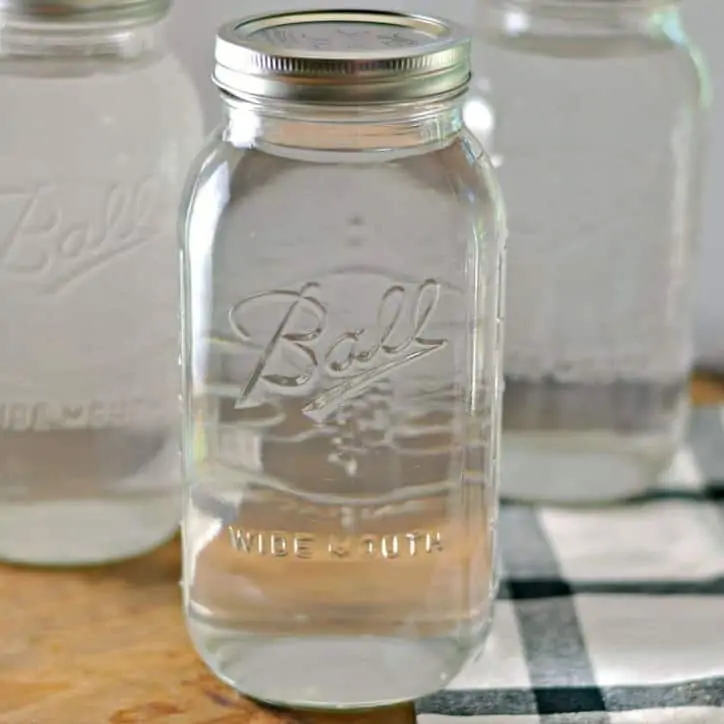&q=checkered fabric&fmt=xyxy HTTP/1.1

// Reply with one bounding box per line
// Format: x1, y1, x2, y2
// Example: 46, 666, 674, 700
418, 407, 724, 724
